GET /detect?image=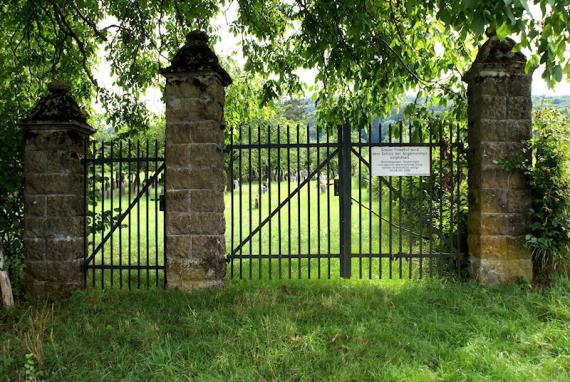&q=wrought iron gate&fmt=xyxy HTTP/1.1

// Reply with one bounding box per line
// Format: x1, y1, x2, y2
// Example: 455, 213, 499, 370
83, 139, 166, 288
225, 120, 464, 280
